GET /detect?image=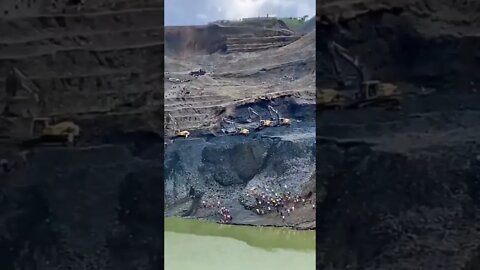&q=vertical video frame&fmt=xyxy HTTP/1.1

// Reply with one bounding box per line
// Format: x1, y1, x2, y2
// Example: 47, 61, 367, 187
0, 0, 164, 269
164, 1, 316, 269
317, 0, 480, 269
